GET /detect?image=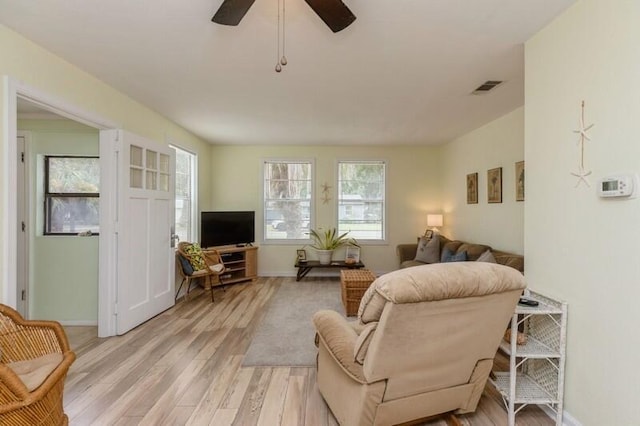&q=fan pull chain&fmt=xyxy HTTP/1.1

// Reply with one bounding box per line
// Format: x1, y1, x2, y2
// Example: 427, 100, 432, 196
280, 0, 287, 66
275, 0, 282, 72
